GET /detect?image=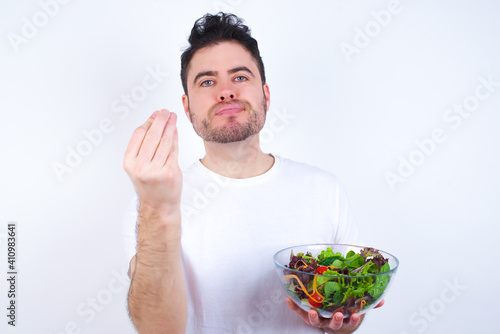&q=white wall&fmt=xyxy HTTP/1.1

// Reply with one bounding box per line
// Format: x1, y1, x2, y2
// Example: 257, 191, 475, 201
1, 0, 498, 333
